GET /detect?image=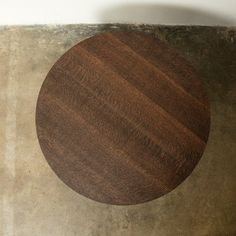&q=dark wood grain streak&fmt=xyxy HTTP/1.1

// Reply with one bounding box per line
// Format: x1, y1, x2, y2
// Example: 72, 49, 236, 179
36, 32, 210, 205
